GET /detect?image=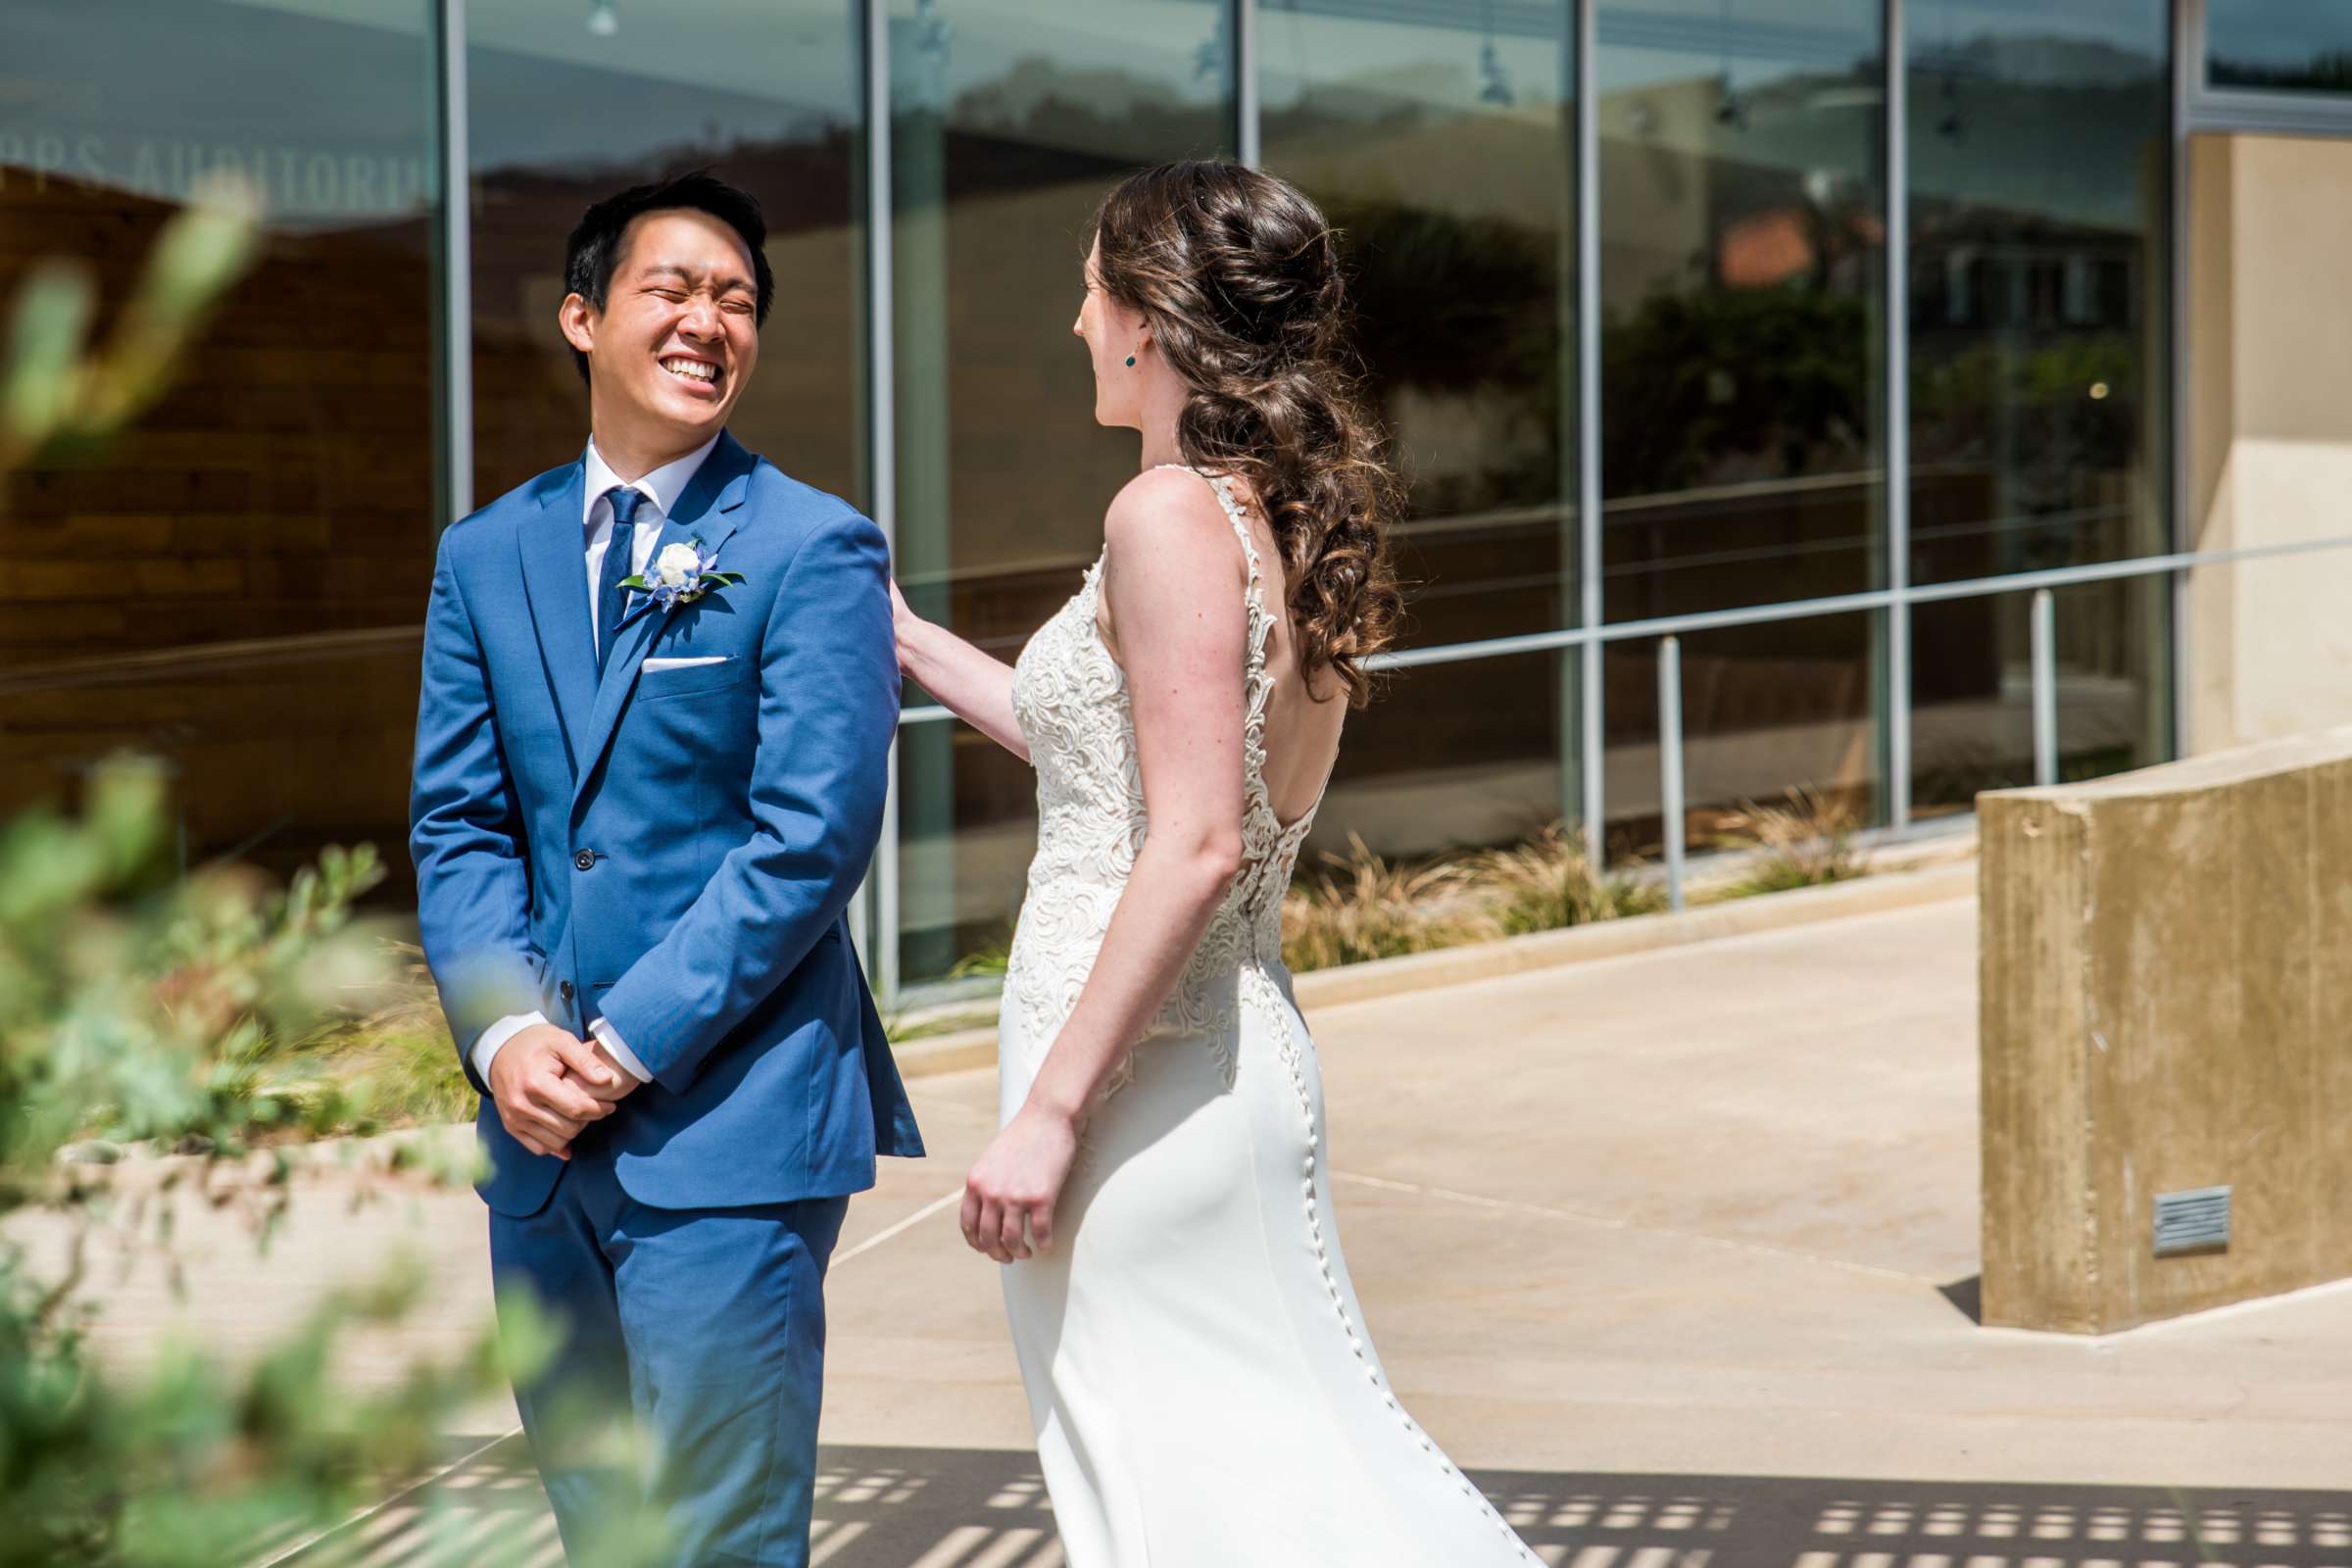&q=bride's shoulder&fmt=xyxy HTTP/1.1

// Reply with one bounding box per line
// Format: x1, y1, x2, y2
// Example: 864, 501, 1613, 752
1102, 466, 1241, 561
